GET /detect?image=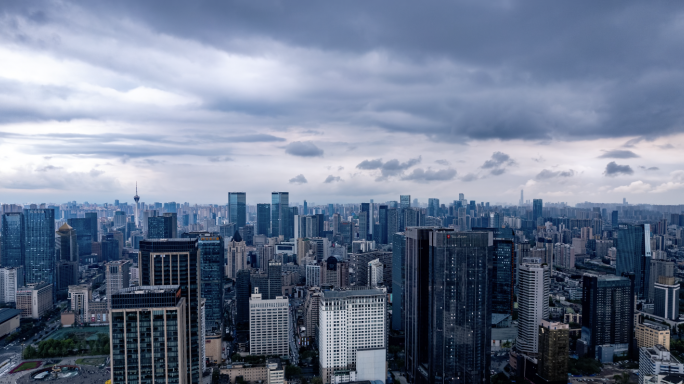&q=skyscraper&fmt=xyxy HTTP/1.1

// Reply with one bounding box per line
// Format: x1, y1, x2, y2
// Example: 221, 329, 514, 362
654, 276, 680, 321
378, 205, 388, 244
139, 239, 202, 384
361, 203, 370, 240
1, 212, 24, 268
110, 285, 188, 384
427, 198, 440, 217
391, 232, 406, 331
68, 217, 94, 256
133, 182, 140, 227
517, 258, 550, 356
271, 192, 289, 239
474, 227, 516, 316
611, 211, 618, 228
581, 274, 634, 356
147, 213, 178, 239
23, 209, 55, 285
537, 320, 569, 384
249, 290, 289, 356
105, 260, 131, 309
256, 203, 270, 236
183, 232, 225, 333
533, 199, 543, 223
228, 192, 247, 228
405, 228, 492, 384
235, 269, 251, 324
56, 223, 79, 293
617, 224, 651, 299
